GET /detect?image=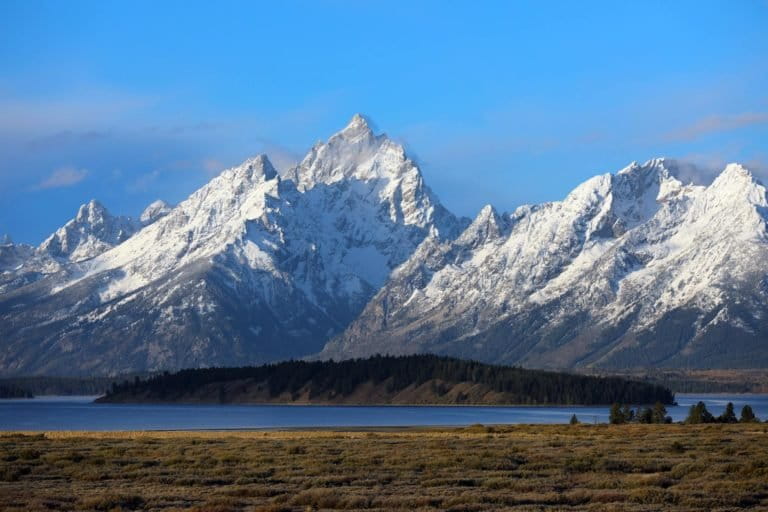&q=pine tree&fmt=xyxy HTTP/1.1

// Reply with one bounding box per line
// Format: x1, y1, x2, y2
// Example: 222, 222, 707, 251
685, 401, 715, 424
651, 402, 670, 424
718, 402, 738, 423
570, 414, 579, 425
740, 404, 758, 423
637, 407, 653, 424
